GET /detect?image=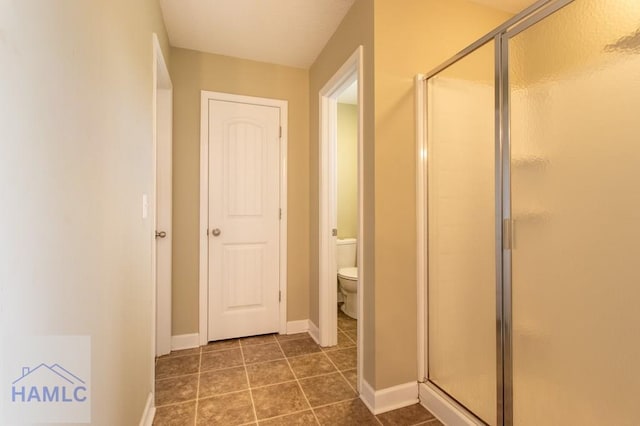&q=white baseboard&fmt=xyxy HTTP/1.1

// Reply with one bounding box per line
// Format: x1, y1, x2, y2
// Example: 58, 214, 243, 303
360, 379, 376, 412
308, 321, 320, 344
360, 379, 419, 415
139, 392, 155, 426
419, 382, 483, 426
171, 333, 200, 351
286, 320, 309, 334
